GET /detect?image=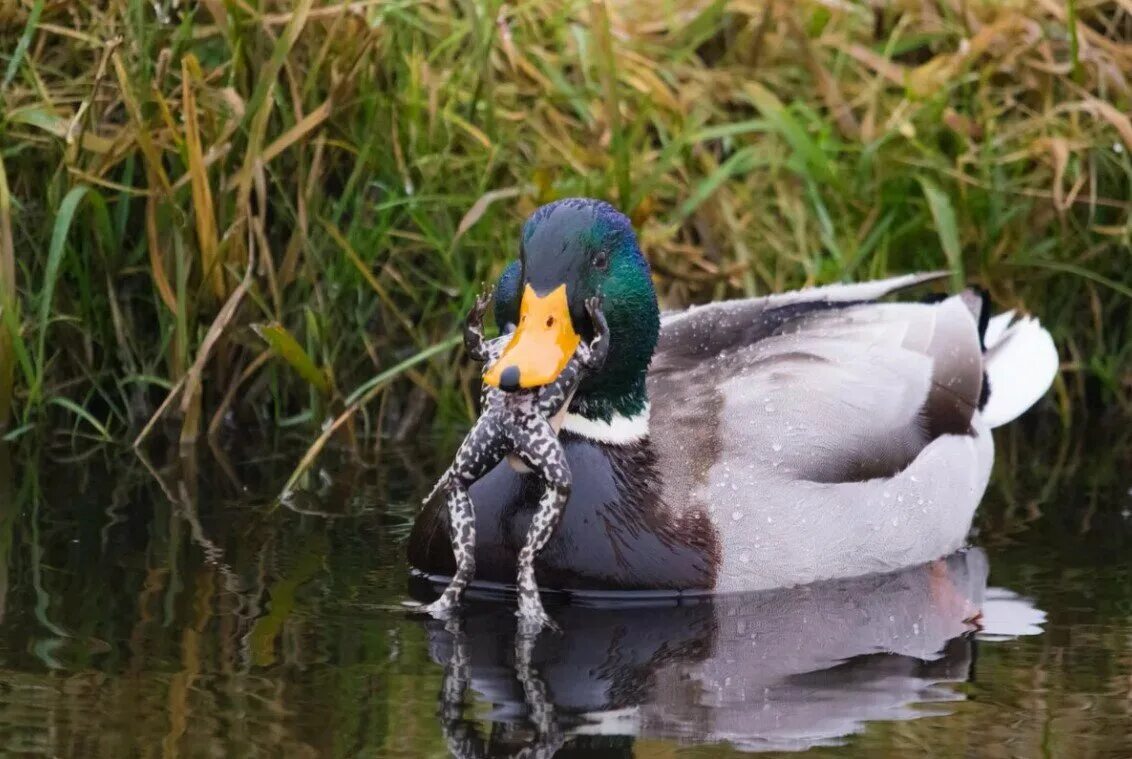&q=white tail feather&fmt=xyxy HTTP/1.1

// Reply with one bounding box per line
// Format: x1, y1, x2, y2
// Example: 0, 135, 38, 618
983, 310, 1015, 348
981, 313, 1058, 428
